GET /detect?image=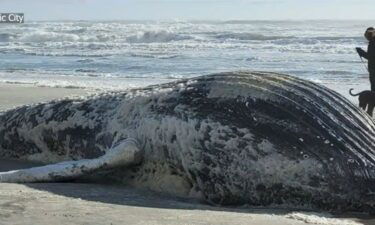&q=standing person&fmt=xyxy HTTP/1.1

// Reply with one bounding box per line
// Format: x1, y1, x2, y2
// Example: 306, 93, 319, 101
356, 27, 375, 91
